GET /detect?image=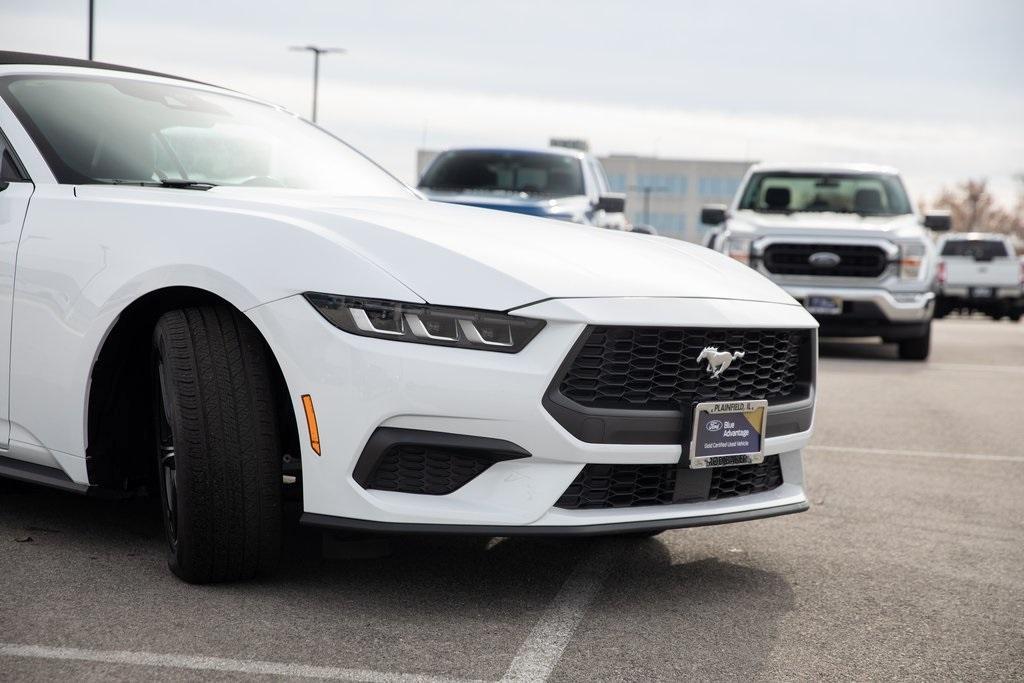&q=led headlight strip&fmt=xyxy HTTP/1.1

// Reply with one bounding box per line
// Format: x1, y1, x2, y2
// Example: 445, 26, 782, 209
303, 293, 545, 353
